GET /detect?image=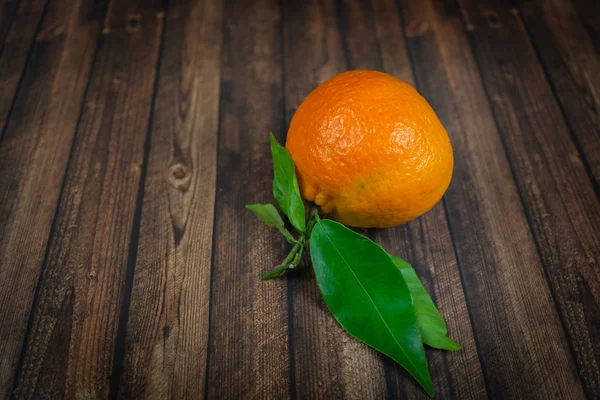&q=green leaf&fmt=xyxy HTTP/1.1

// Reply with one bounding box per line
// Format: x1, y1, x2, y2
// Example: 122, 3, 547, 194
269, 133, 306, 233
245, 203, 296, 243
391, 256, 461, 351
310, 219, 434, 397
